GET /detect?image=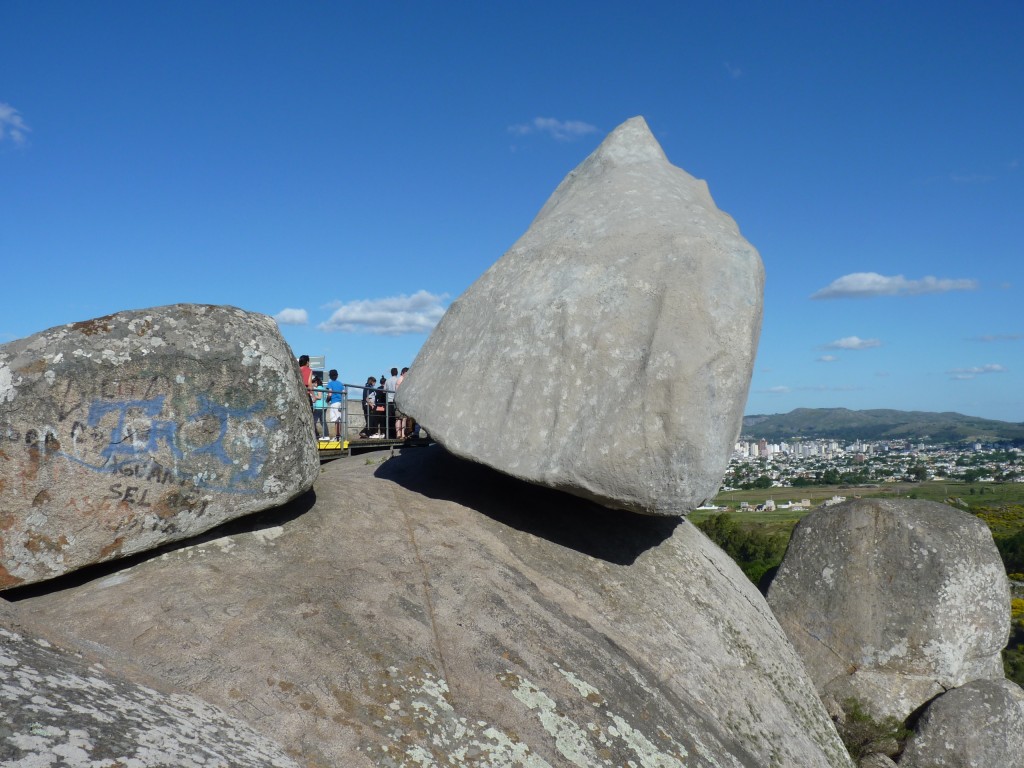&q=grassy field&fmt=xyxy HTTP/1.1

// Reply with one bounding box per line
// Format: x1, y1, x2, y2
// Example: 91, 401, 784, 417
690, 481, 1024, 537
